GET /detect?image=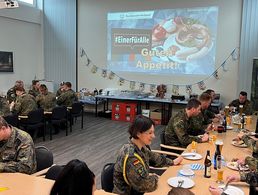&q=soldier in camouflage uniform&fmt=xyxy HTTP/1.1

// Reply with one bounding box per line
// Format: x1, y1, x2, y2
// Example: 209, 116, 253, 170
6, 80, 24, 103
28, 80, 40, 98
0, 96, 11, 117
0, 116, 36, 174
10, 86, 37, 116
56, 82, 78, 107
164, 99, 209, 148
56, 82, 65, 97
113, 115, 183, 195
229, 91, 253, 115
188, 93, 214, 136
36, 84, 56, 112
